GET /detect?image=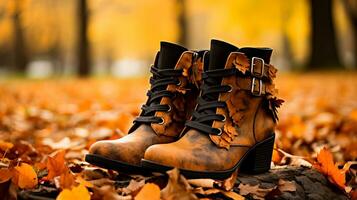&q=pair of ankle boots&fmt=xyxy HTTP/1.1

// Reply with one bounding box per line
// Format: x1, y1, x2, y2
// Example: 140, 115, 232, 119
85, 40, 283, 179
